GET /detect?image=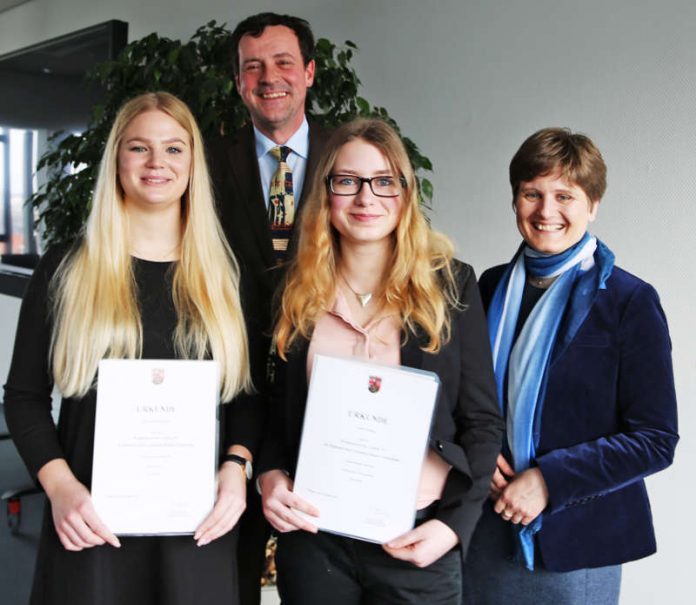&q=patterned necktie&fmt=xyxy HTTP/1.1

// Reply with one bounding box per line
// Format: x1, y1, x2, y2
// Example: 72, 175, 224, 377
268, 146, 295, 265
